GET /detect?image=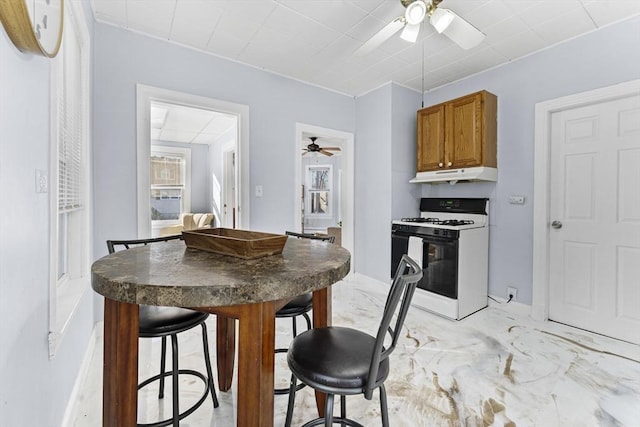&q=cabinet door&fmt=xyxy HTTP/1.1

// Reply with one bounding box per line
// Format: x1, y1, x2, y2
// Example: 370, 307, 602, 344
445, 92, 484, 168
417, 104, 445, 172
